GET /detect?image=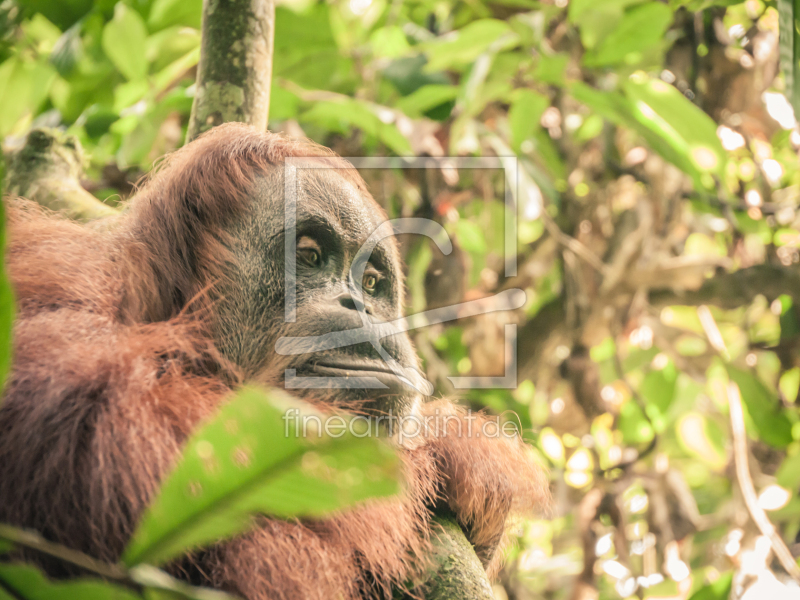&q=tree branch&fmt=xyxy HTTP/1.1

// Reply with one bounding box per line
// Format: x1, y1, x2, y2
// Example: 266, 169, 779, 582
727, 383, 800, 582
650, 263, 800, 308
5, 129, 118, 222
401, 515, 494, 600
